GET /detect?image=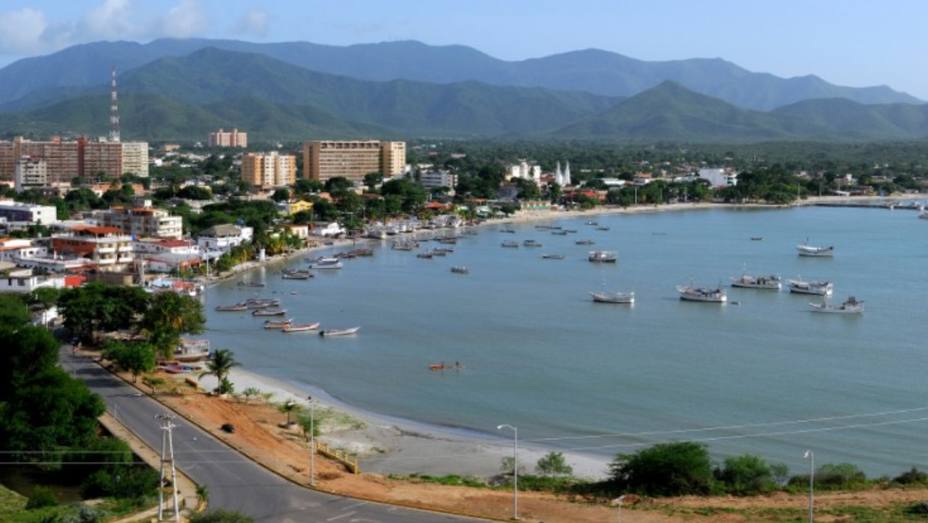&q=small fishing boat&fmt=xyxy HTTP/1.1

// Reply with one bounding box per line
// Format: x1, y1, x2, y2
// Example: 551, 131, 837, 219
319, 326, 360, 337
551, 230, 568, 236
731, 274, 782, 290
392, 242, 417, 251
576, 239, 595, 245
438, 237, 457, 245
535, 225, 553, 230
919, 210, 928, 220
309, 257, 343, 270
450, 266, 469, 274
501, 241, 519, 248
433, 247, 454, 254
750, 236, 764, 241
523, 239, 542, 247
237, 281, 265, 288
244, 298, 280, 309
797, 243, 834, 257
787, 278, 834, 296
590, 291, 635, 304
588, 250, 617, 263
542, 254, 565, 260
596, 226, 611, 231
677, 286, 727, 303
564, 229, 578, 233
282, 322, 321, 332
500, 228, 516, 233
263, 319, 293, 329
417, 252, 434, 259
253, 308, 287, 317
586, 221, 598, 226
282, 269, 313, 280
215, 303, 247, 312
809, 296, 864, 314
